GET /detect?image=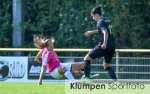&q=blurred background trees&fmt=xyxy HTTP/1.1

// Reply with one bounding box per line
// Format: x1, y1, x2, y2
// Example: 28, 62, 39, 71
0, 0, 150, 56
